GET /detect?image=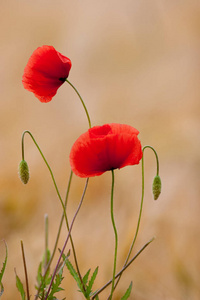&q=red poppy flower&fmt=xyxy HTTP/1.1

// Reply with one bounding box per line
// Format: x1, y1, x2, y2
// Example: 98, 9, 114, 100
70, 123, 143, 177
22, 45, 72, 103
